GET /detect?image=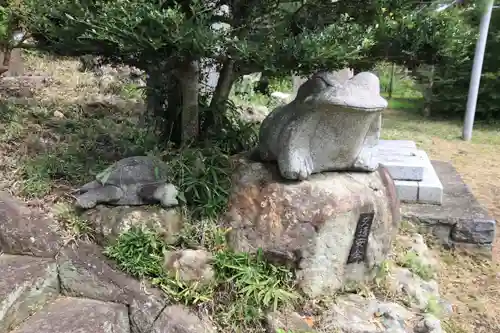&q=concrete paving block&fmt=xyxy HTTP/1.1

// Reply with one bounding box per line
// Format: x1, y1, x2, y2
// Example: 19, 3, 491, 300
395, 180, 419, 202
377, 152, 426, 181
375, 146, 419, 157
416, 151, 443, 205
377, 140, 417, 149
401, 160, 496, 256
